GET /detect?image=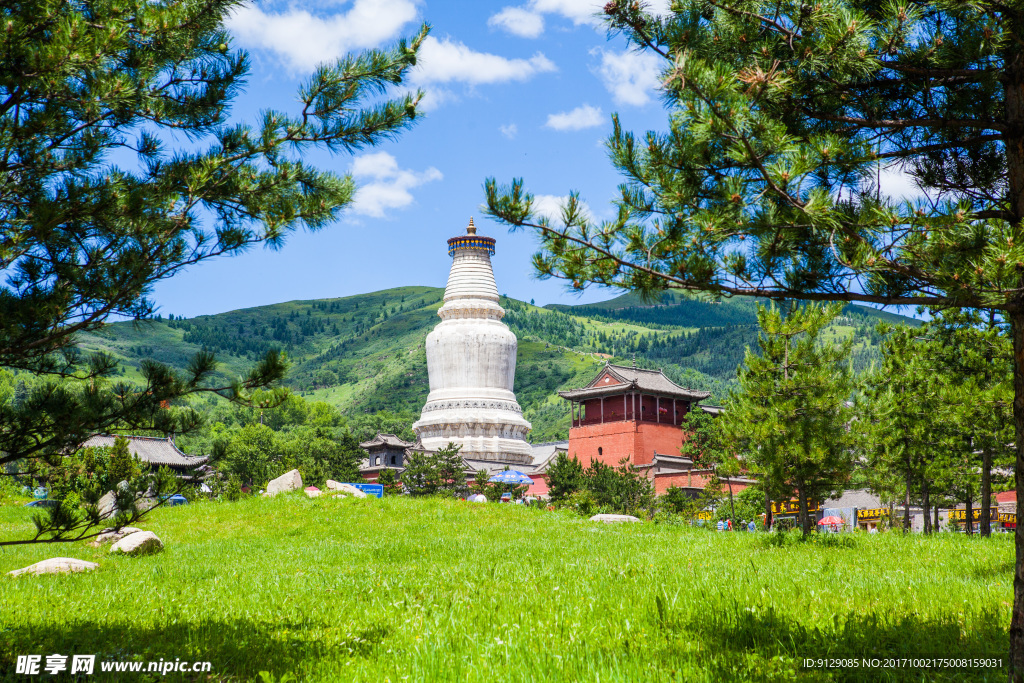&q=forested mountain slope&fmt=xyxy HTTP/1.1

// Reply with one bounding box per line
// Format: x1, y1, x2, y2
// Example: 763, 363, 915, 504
74, 287, 918, 442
